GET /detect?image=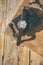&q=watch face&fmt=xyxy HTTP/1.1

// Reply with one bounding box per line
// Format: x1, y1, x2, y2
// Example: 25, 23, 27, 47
17, 20, 27, 29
